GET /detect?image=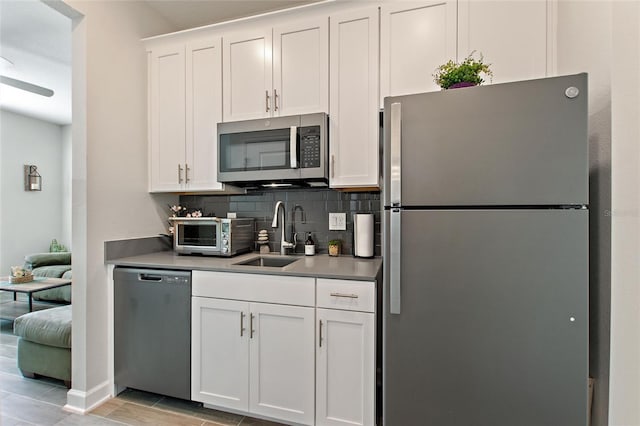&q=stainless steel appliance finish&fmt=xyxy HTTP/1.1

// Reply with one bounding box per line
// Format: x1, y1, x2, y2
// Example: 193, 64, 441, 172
382, 74, 589, 426
172, 217, 254, 256
217, 113, 328, 187
114, 268, 191, 400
